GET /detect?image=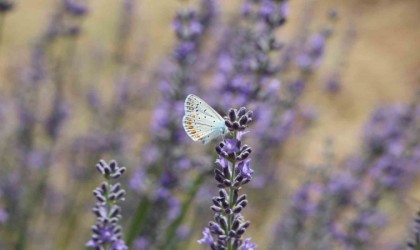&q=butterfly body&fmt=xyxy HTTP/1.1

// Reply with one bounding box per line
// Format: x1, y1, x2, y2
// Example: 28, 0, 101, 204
183, 94, 228, 144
